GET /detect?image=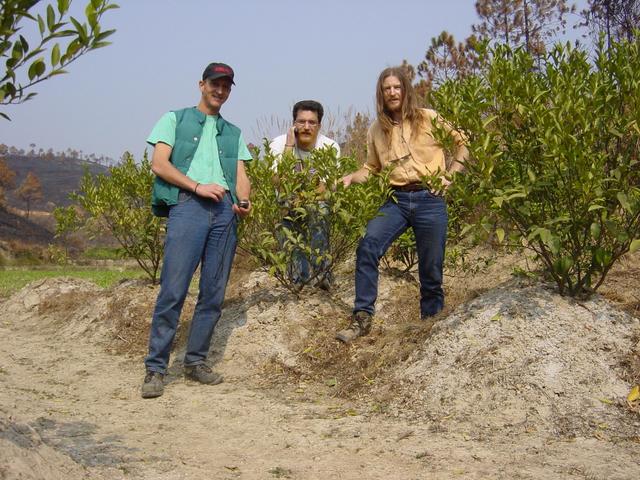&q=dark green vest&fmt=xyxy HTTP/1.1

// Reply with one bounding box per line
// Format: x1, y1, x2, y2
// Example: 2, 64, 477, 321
151, 107, 241, 217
